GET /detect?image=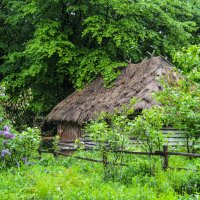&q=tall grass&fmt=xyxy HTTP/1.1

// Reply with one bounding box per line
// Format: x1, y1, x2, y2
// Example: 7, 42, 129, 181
0, 153, 199, 200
